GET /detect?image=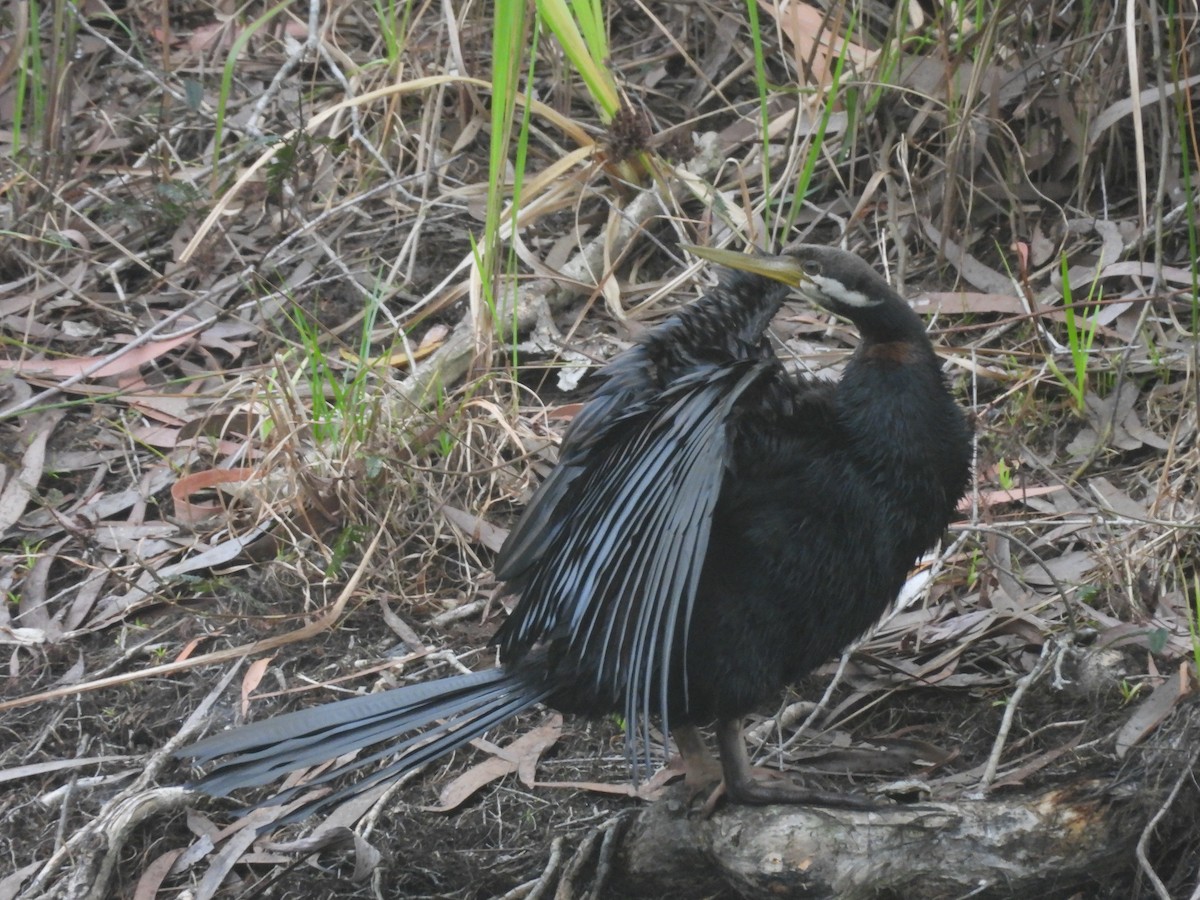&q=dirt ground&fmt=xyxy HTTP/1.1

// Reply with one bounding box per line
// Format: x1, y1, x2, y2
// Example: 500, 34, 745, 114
2, 2, 1199, 898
